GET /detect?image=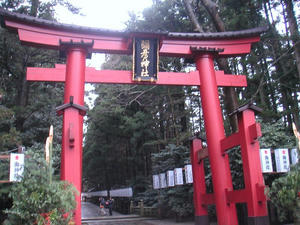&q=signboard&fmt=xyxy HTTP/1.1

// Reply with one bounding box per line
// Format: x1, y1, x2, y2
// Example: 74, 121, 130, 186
291, 148, 299, 165
153, 174, 160, 189
275, 148, 290, 172
184, 164, 193, 184
133, 38, 159, 82
259, 148, 273, 173
9, 153, 24, 182
159, 173, 167, 188
167, 170, 175, 187
174, 168, 184, 185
